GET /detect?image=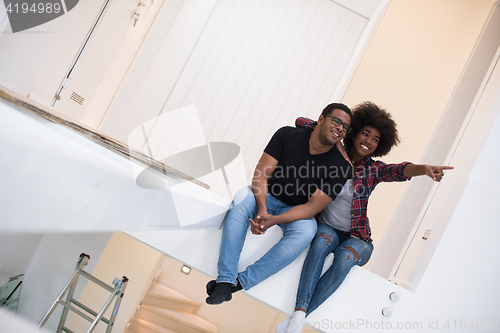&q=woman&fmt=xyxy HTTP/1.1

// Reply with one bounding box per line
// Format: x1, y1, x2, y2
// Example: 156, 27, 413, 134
276, 101, 453, 333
